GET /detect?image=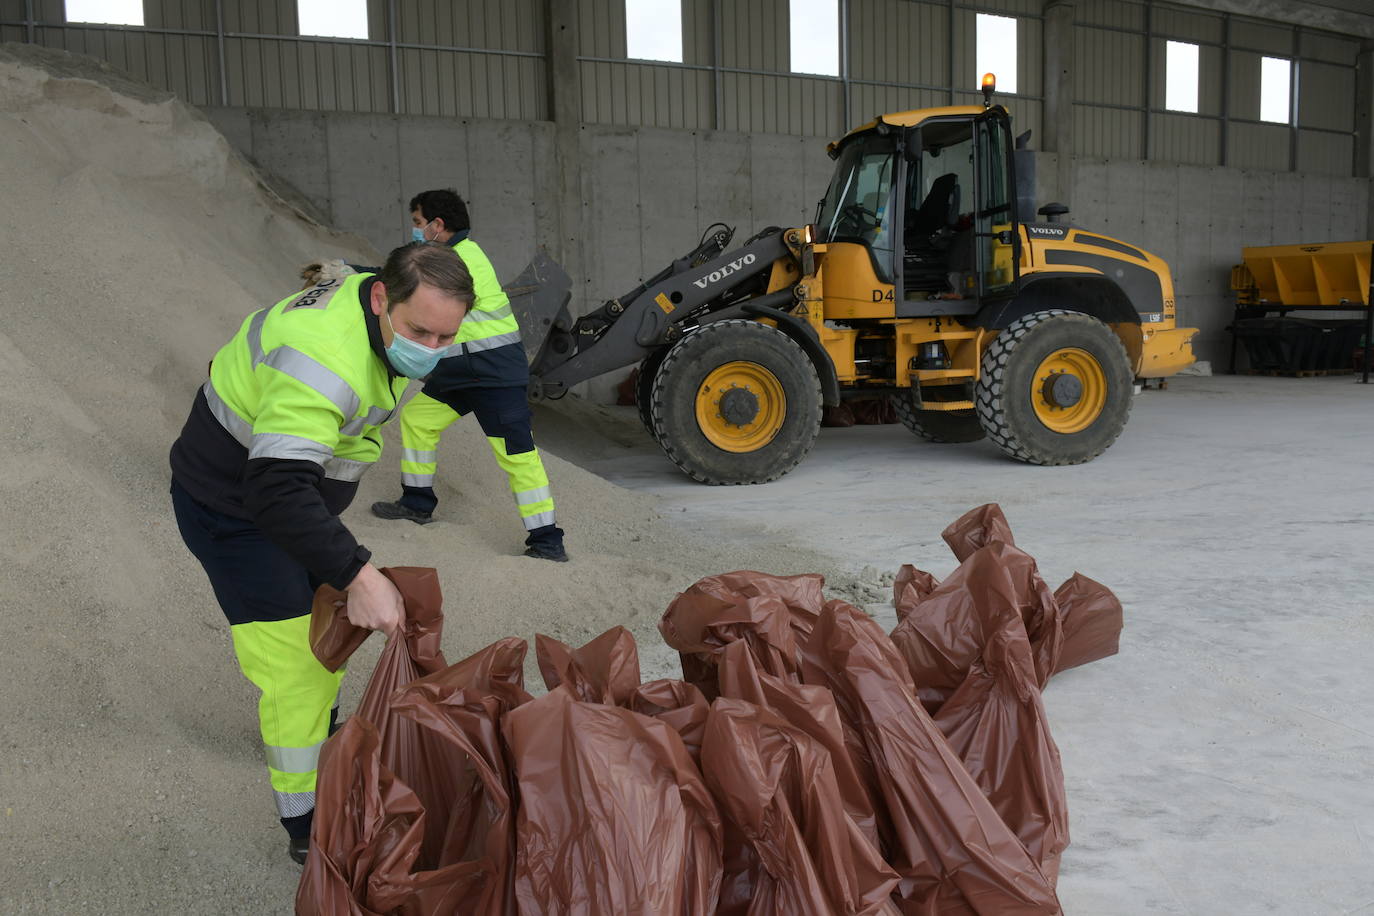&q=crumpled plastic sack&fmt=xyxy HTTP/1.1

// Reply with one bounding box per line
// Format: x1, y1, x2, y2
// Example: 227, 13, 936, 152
710, 641, 898, 915
628, 679, 711, 763
890, 547, 1071, 883
298, 568, 530, 915
535, 626, 640, 705
503, 686, 723, 915
799, 599, 1061, 915
298, 636, 531, 915
1052, 573, 1124, 674
659, 571, 825, 699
